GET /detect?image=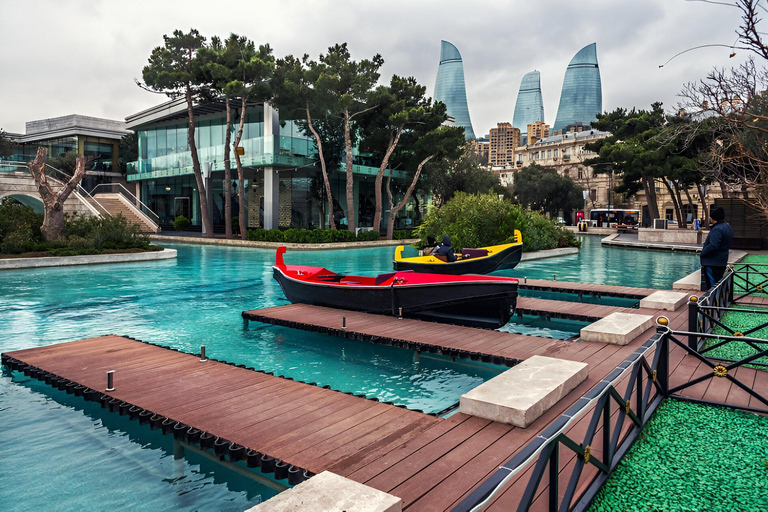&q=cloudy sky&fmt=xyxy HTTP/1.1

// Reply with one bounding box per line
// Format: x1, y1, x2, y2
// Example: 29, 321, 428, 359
0, 0, 749, 136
